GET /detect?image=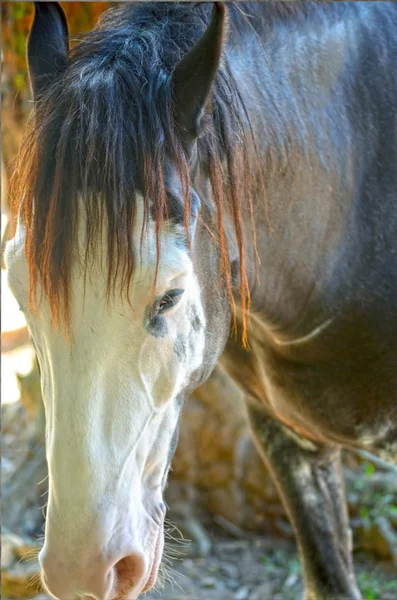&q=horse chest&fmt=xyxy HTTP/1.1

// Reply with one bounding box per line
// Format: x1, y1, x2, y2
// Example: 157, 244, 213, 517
222, 312, 397, 451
